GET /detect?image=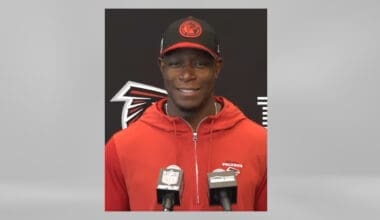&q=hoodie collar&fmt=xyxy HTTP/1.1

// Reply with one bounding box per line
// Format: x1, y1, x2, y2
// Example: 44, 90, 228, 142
139, 96, 247, 134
